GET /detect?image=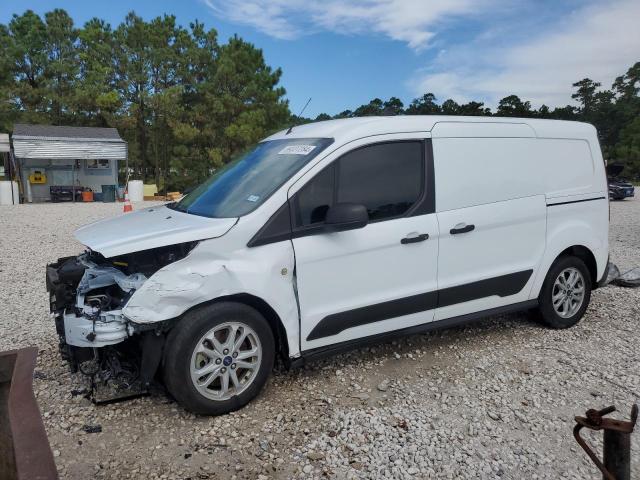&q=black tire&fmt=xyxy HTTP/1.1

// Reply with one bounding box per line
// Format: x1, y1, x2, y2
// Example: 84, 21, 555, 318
163, 302, 275, 415
537, 255, 592, 329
